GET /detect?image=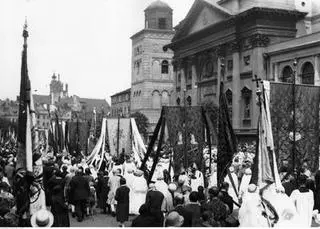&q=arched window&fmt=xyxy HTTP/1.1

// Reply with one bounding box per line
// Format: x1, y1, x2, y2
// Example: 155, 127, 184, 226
281, 66, 293, 83
176, 97, 181, 106
186, 96, 192, 106
161, 60, 169, 74
301, 62, 314, 85
161, 91, 169, 106
152, 90, 161, 109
